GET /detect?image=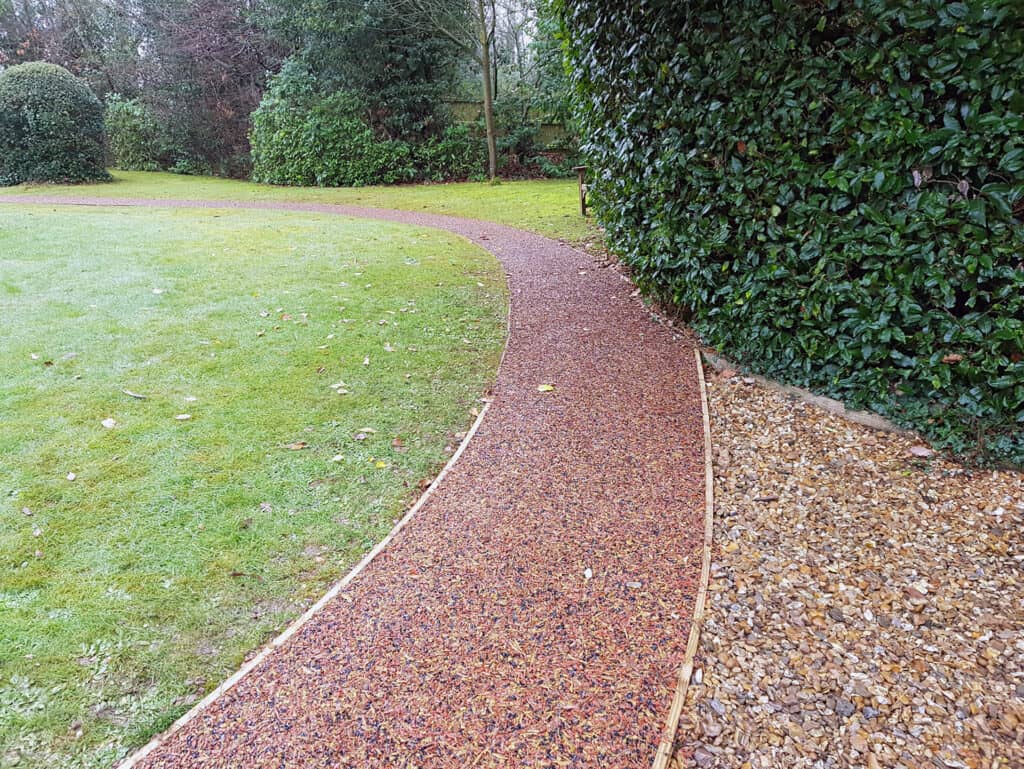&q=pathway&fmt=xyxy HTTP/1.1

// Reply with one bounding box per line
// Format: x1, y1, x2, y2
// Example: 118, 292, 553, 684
2, 196, 706, 768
